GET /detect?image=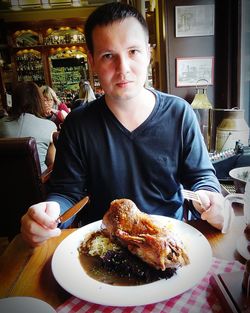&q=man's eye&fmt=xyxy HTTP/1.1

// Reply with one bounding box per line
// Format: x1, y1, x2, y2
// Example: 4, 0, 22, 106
129, 49, 139, 56
102, 54, 113, 60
